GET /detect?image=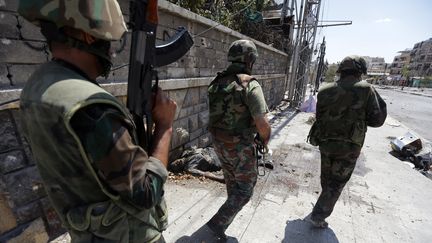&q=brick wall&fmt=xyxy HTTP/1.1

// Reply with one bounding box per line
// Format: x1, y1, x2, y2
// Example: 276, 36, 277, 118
0, 0, 288, 241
